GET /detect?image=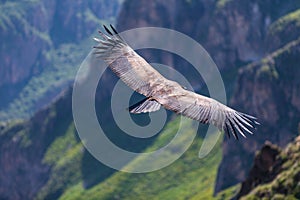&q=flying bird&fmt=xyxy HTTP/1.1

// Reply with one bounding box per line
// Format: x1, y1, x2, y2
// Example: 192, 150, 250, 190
93, 25, 259, 140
